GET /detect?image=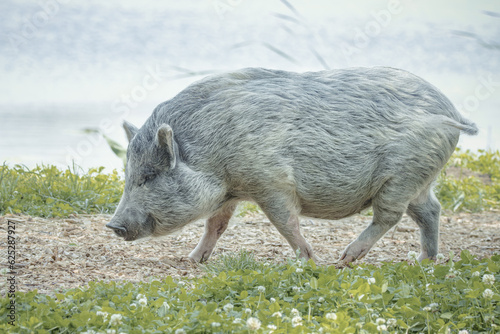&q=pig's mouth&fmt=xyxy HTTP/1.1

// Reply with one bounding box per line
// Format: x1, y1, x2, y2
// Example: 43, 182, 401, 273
106, 214, 156, 241
106, 224, 135, 240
